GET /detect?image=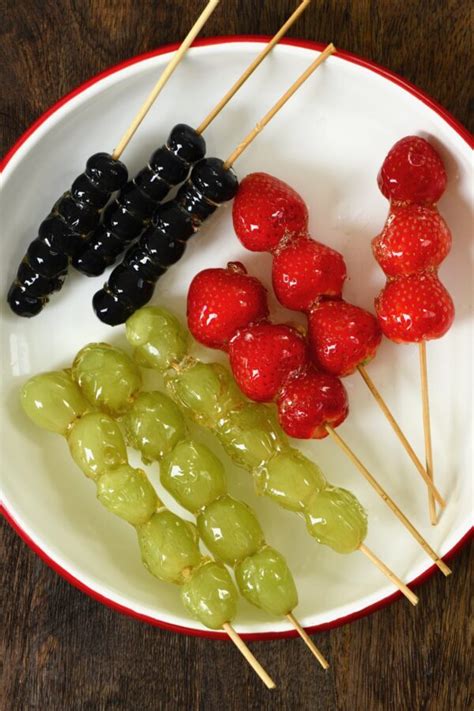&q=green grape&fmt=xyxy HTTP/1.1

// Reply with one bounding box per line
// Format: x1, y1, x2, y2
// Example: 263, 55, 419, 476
72, 343, 142, 416
216, 403, 287, 471
161, 440, 226, 513
126, 306, 189, 371
255, 449, 326, 512
122, 392, 186, 464
197, 495, 264, 565
96, 465, 158, 525
305, 486, 368, 554
165, 361, 243, 428
67, 412, 127, 479
137, 510, 202, 584
235, 546, 298, 617
181, 561, 238, 630
21, 370, 89, 435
